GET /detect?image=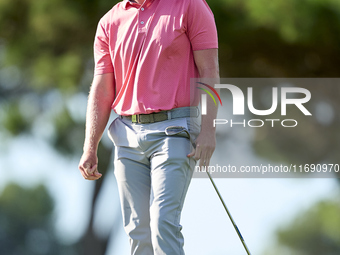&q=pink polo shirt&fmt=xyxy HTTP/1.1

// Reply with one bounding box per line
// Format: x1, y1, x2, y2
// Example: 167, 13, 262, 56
94, 0, 218, 115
